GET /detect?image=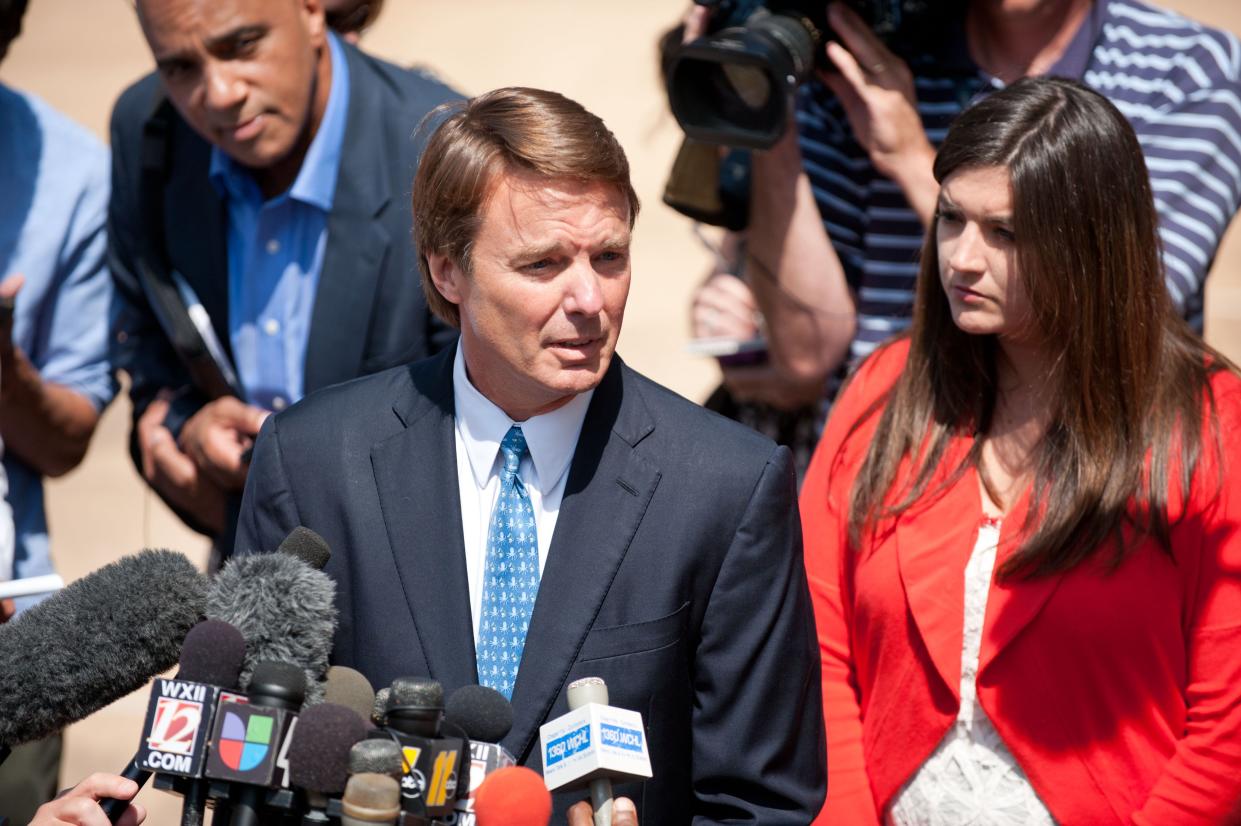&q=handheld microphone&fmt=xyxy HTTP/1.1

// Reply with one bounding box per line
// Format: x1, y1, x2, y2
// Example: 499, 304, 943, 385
539, 677, 652, 826
445, 685, 516, 823
204, 660, 306, 826
349, 740, 404, 781
137, 619, 246, 826
0, 549, 207, 750
384, 677, 467, 821
325, 665, 376, 724
341, 773, 402, 826
472, 767, 552, 826
372, 687, 391, 726
205, 550, 337, 703
288, 701, 370, 821
276, 526, 331, 571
